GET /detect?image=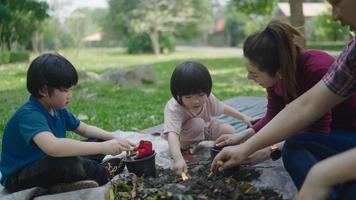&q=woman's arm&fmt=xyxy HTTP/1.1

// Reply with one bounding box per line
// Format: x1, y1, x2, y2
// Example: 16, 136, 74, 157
245, 81, 345, 155
212, 81, 345, 171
